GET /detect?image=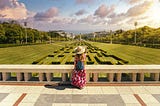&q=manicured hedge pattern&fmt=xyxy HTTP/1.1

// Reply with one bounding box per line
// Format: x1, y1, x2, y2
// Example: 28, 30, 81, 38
32, 41, 128, 65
